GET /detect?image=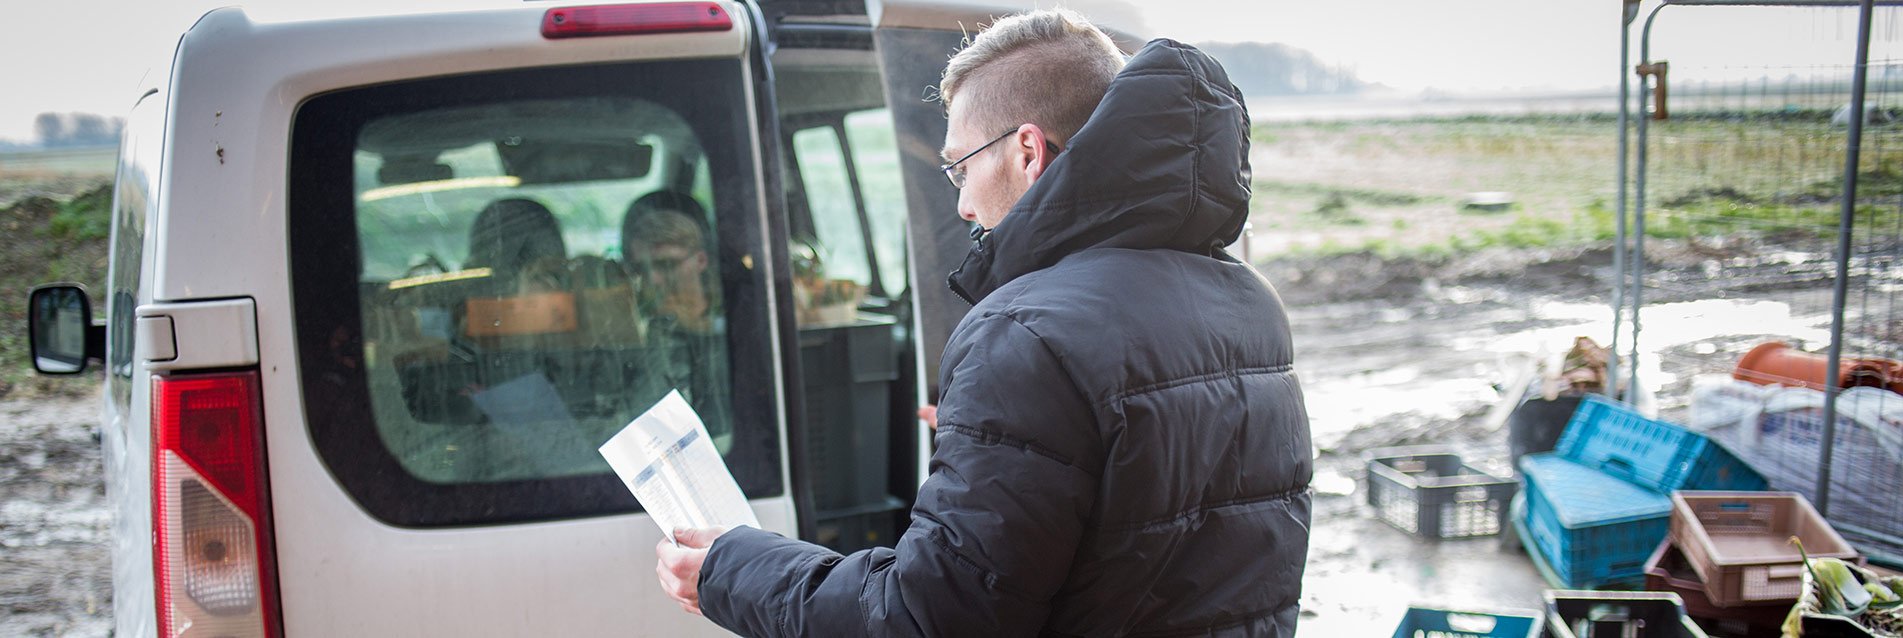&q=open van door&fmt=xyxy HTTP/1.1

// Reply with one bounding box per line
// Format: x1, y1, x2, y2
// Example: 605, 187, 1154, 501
754, 0, 1148, 554
755, 0, 926, 553
863, 0, 1149, 399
